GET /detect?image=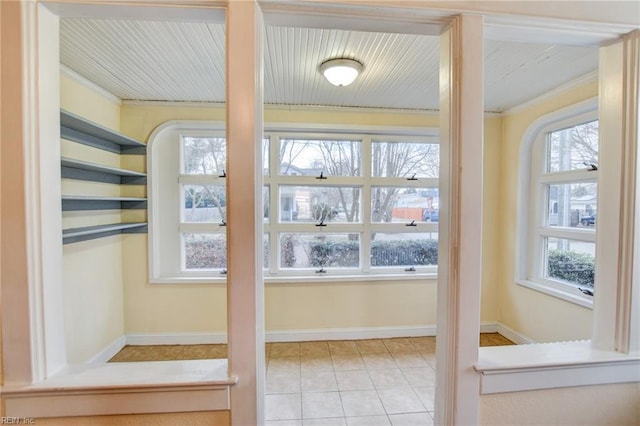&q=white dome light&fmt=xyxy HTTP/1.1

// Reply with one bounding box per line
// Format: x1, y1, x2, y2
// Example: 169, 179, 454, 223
319, 58, 364, 87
